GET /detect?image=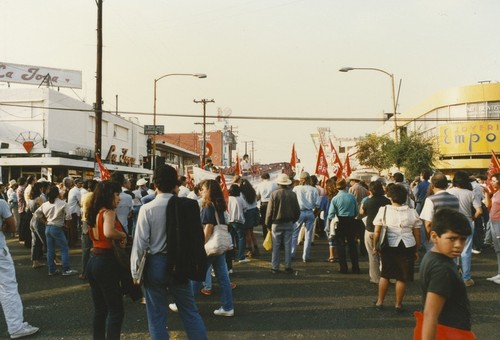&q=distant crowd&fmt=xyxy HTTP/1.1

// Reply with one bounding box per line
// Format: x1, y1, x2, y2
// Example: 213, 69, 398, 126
0, 165, 498, 339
